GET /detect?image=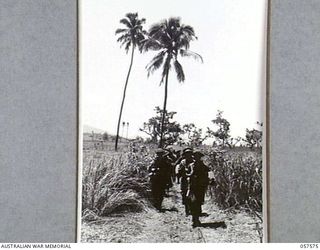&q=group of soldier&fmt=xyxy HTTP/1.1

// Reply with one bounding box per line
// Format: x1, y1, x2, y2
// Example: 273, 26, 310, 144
148, 147, 210, 227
